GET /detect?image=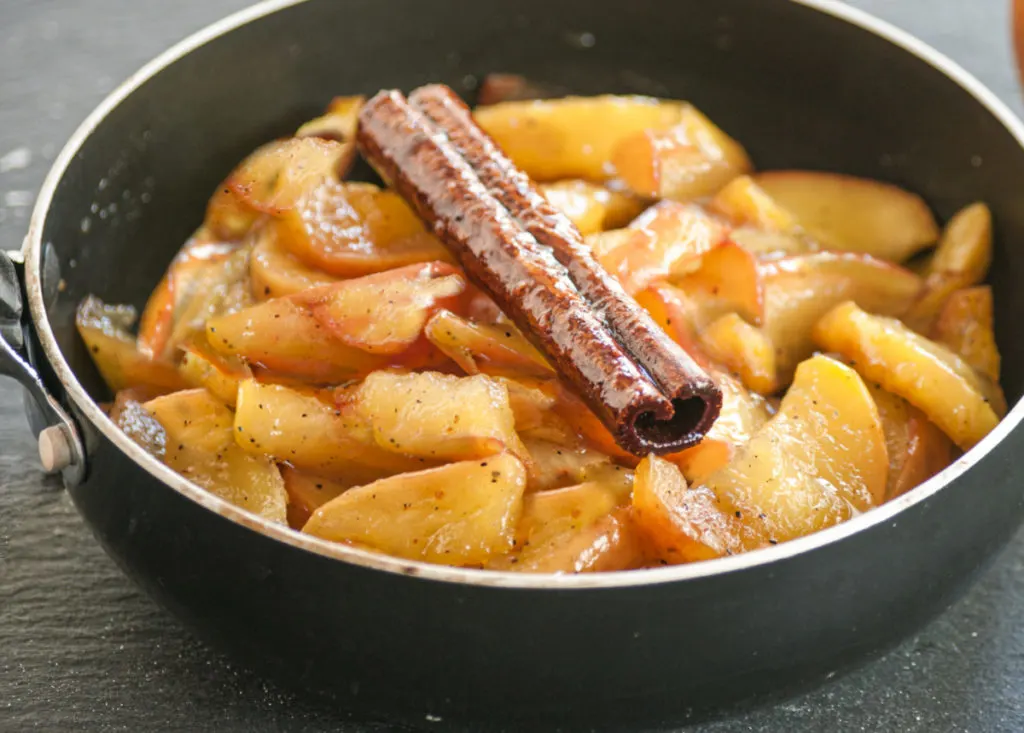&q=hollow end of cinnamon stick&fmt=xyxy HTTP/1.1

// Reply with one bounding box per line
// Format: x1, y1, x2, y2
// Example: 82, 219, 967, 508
623, 388, 722, 456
